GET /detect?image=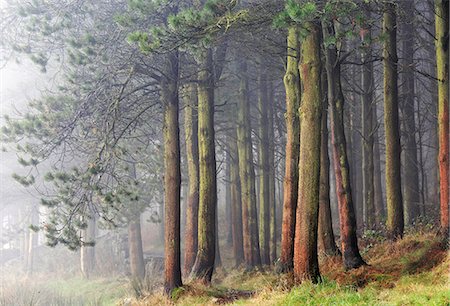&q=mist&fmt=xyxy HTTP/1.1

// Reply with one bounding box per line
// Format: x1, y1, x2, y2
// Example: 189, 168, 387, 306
0, 0, 448, 305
